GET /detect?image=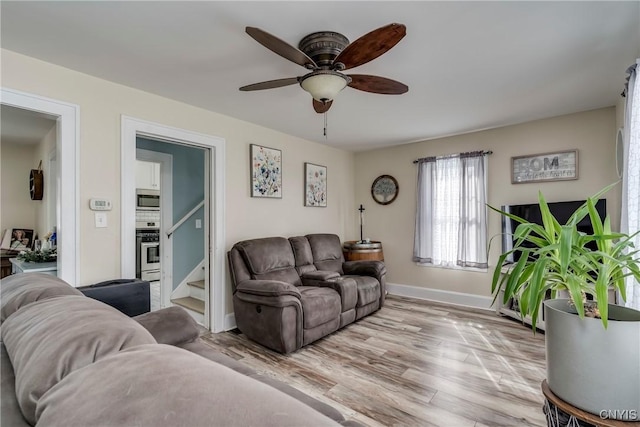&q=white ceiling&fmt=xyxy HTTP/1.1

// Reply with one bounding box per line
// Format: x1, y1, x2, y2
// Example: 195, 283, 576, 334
1, 105, 56, 146
1, 1, 638, 151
